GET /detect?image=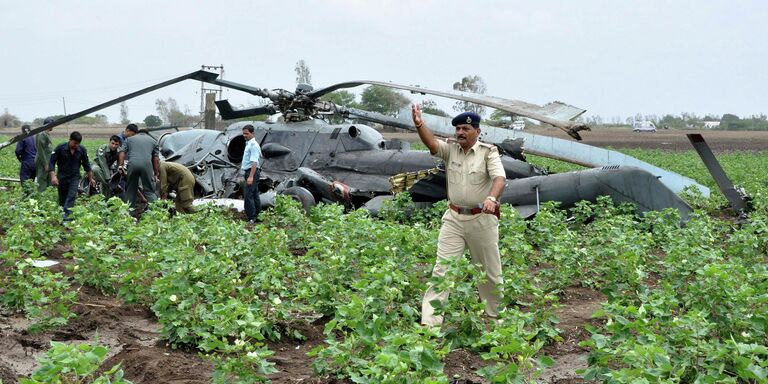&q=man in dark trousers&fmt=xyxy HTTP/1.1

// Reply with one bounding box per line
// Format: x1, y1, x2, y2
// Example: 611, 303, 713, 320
117, 123, 159, 212
49, 131, 96, 220
241, 124, 262, 224
15, 125, 37, 190
35, 117, 54, 191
